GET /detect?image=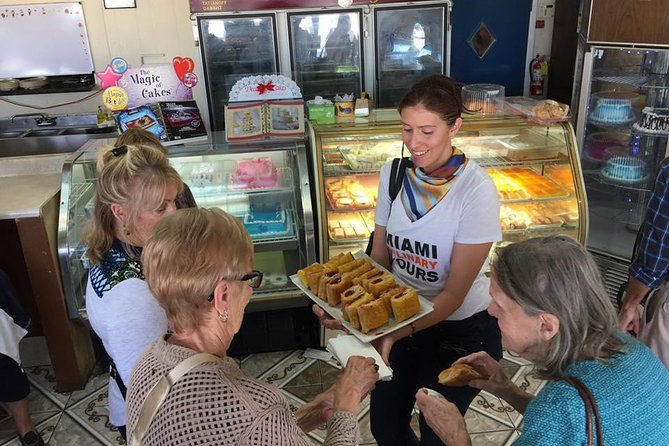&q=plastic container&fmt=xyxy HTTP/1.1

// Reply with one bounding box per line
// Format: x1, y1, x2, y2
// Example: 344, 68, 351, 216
462, 83, 505, 115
